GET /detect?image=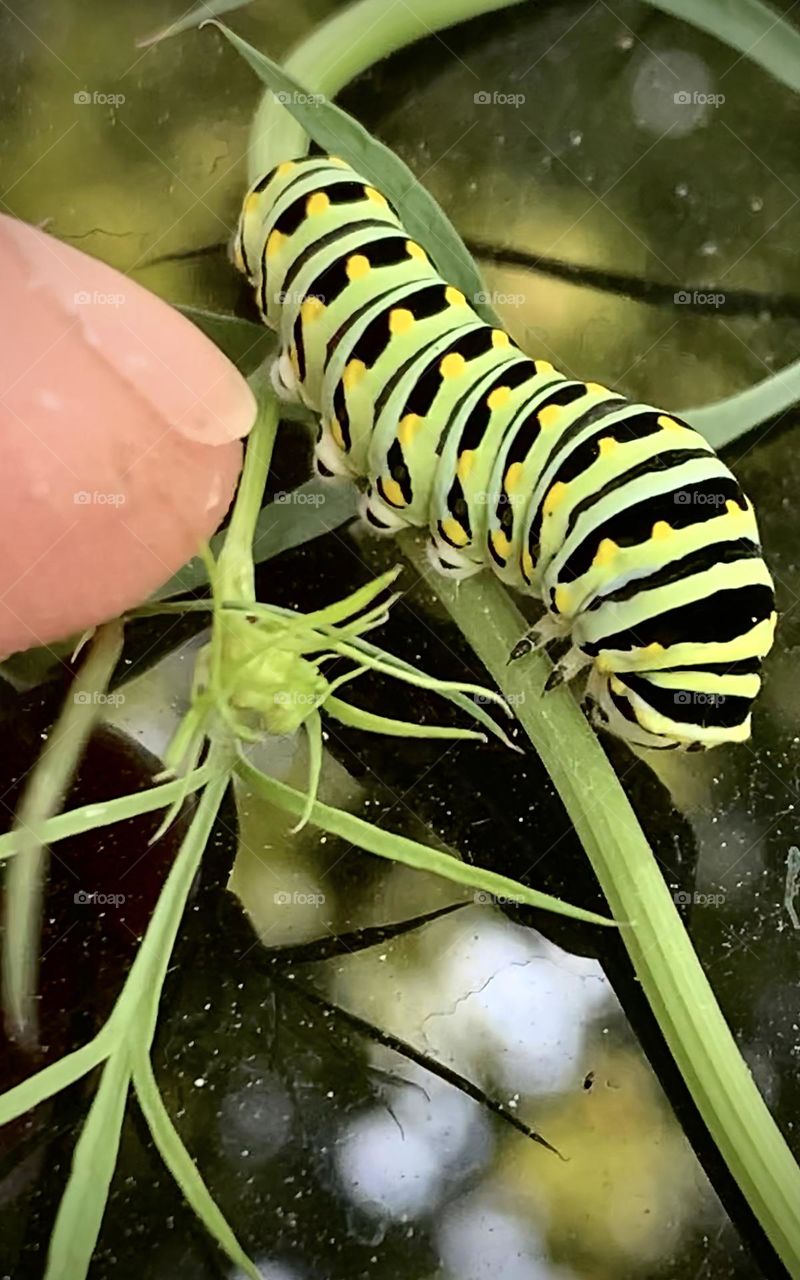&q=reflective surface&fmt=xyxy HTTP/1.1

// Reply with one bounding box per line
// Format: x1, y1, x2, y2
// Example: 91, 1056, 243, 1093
1, 1, 799, 1278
